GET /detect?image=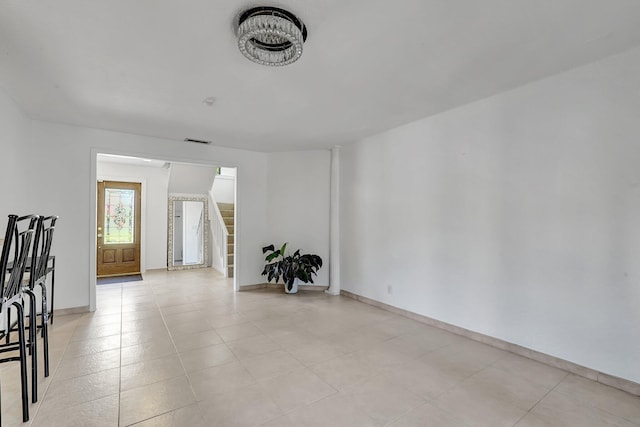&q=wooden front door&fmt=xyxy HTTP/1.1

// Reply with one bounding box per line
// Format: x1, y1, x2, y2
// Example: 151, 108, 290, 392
97, 181, 142, 277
